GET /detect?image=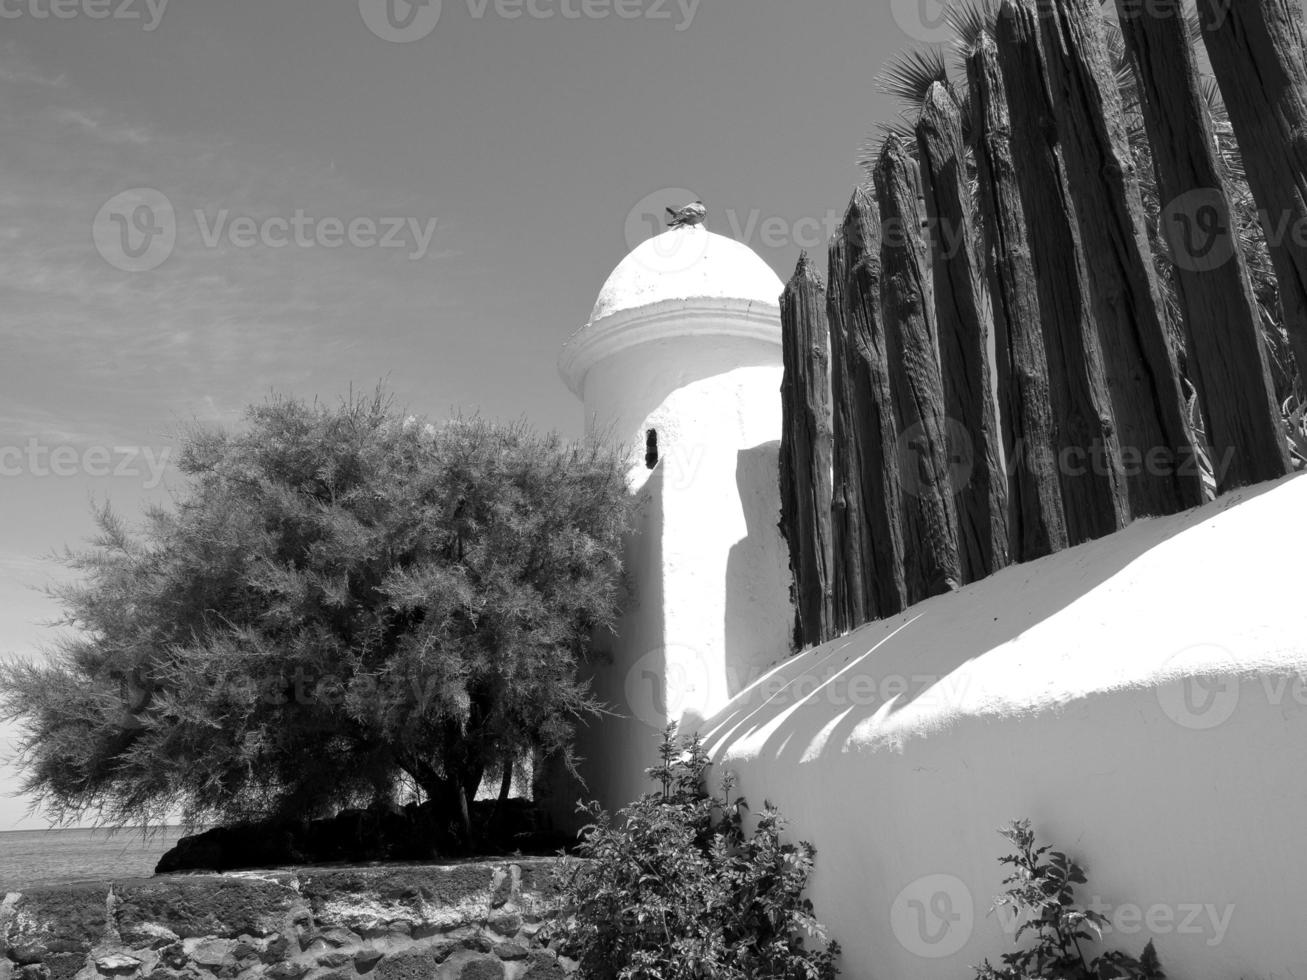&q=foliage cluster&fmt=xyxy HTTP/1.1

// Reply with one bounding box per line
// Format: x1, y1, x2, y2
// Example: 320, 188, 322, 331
548, 726, 840, 980
976, 820, 1165, 980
